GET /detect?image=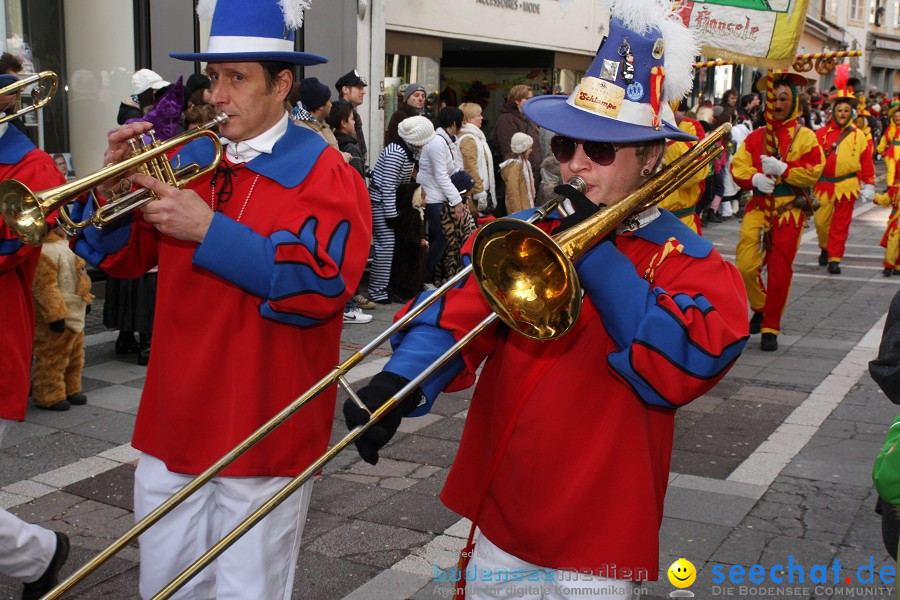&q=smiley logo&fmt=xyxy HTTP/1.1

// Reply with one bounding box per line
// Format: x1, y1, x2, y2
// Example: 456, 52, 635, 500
667, 558, 696, 588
